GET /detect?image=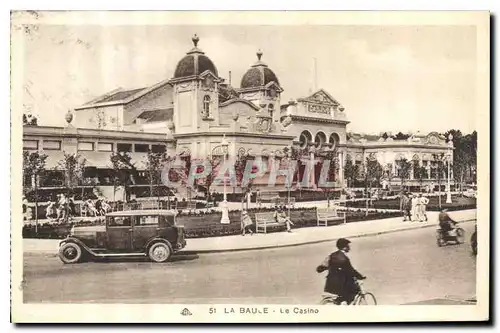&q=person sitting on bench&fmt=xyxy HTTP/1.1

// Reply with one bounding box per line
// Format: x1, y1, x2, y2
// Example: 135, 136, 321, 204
273, 206, 294, 233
